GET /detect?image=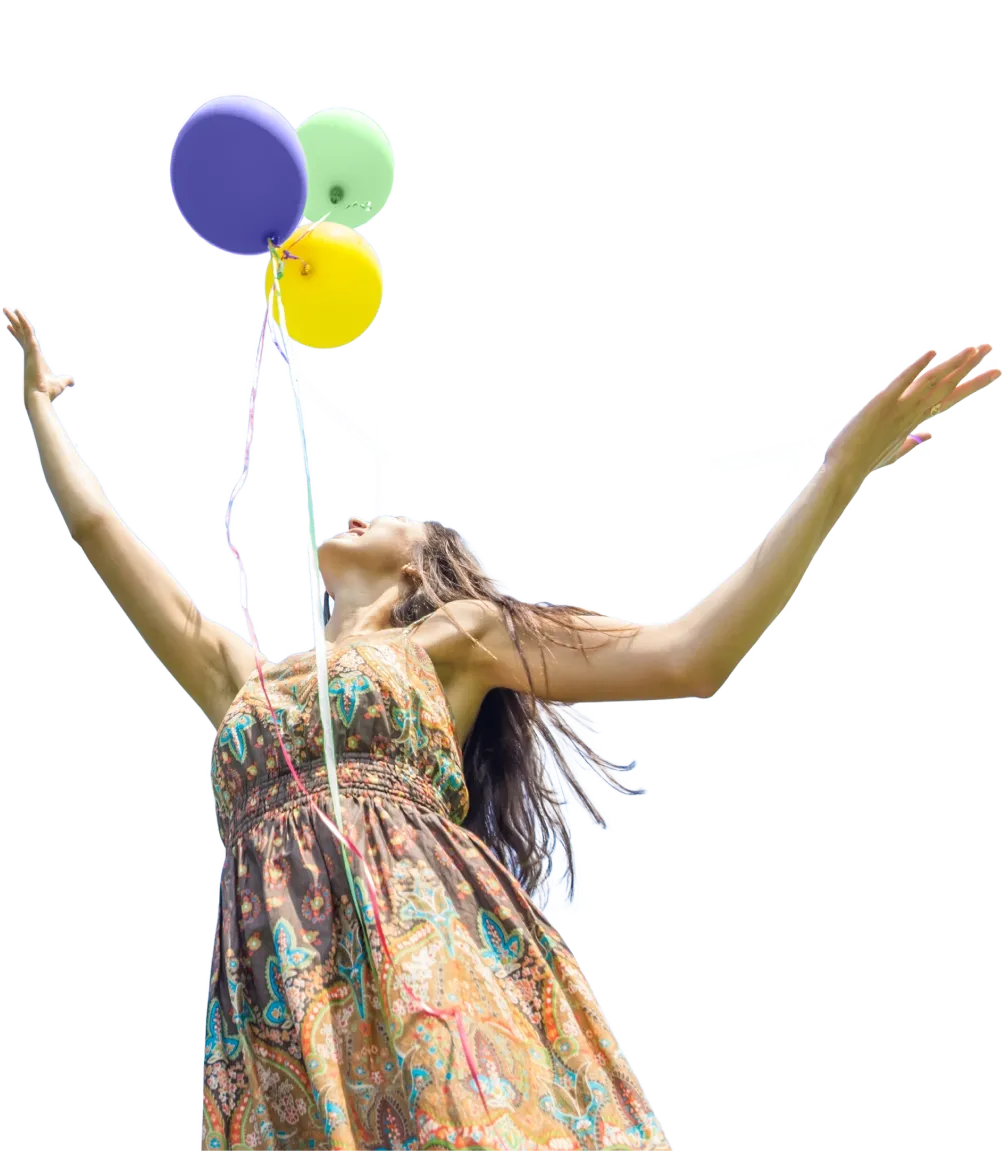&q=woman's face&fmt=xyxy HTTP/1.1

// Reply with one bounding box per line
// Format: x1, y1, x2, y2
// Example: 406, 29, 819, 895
320, 515, 427, 576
